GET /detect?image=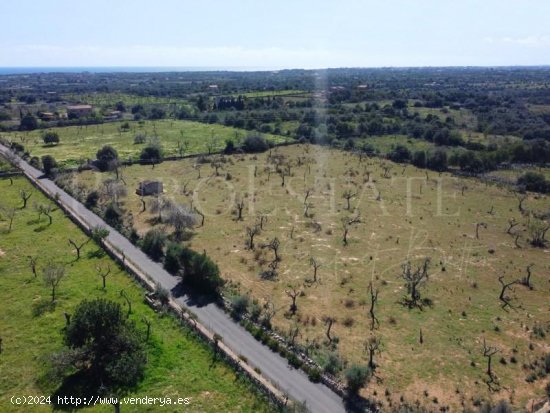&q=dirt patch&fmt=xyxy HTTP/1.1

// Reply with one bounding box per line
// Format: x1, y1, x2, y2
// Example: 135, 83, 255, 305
0, 249, 5, 257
